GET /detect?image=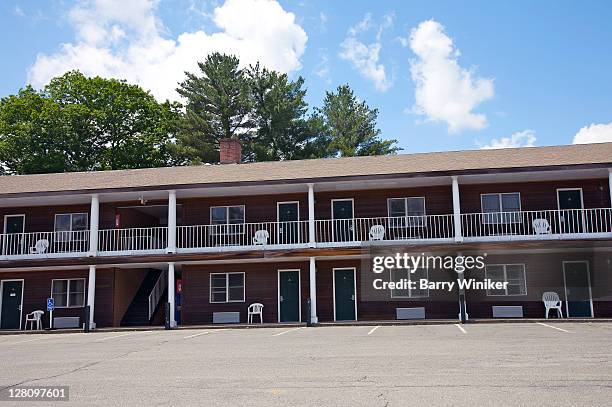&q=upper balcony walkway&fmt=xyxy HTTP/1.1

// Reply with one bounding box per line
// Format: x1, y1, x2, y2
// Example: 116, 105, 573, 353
1, 208, 611, 261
